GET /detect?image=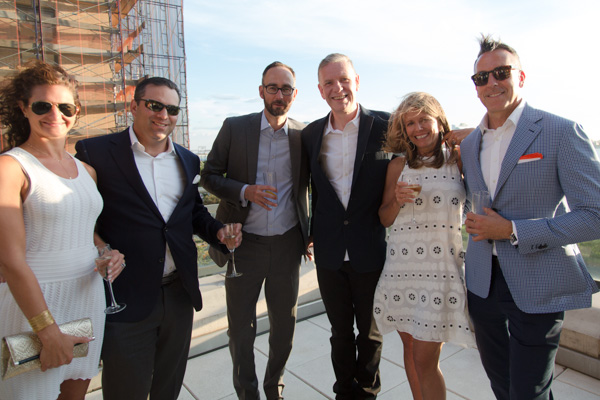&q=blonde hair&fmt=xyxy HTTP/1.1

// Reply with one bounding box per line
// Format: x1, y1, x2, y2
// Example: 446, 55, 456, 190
383, 92, 458, 169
